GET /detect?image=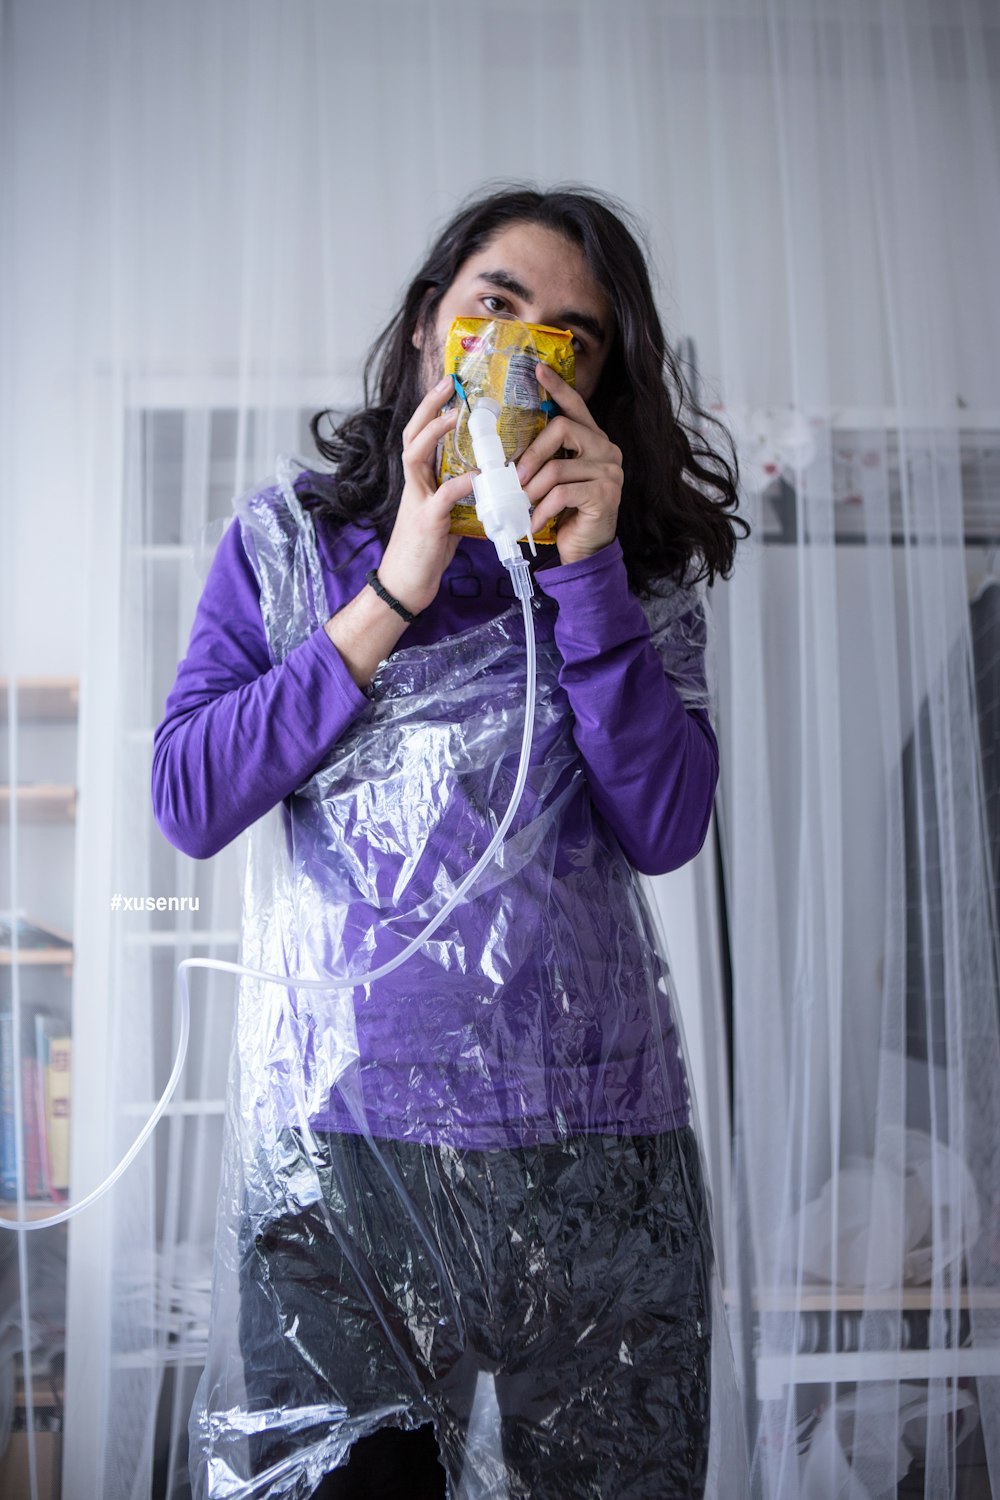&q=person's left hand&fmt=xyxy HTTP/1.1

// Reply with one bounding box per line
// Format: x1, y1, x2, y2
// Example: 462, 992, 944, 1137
515, 362, 623, 566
